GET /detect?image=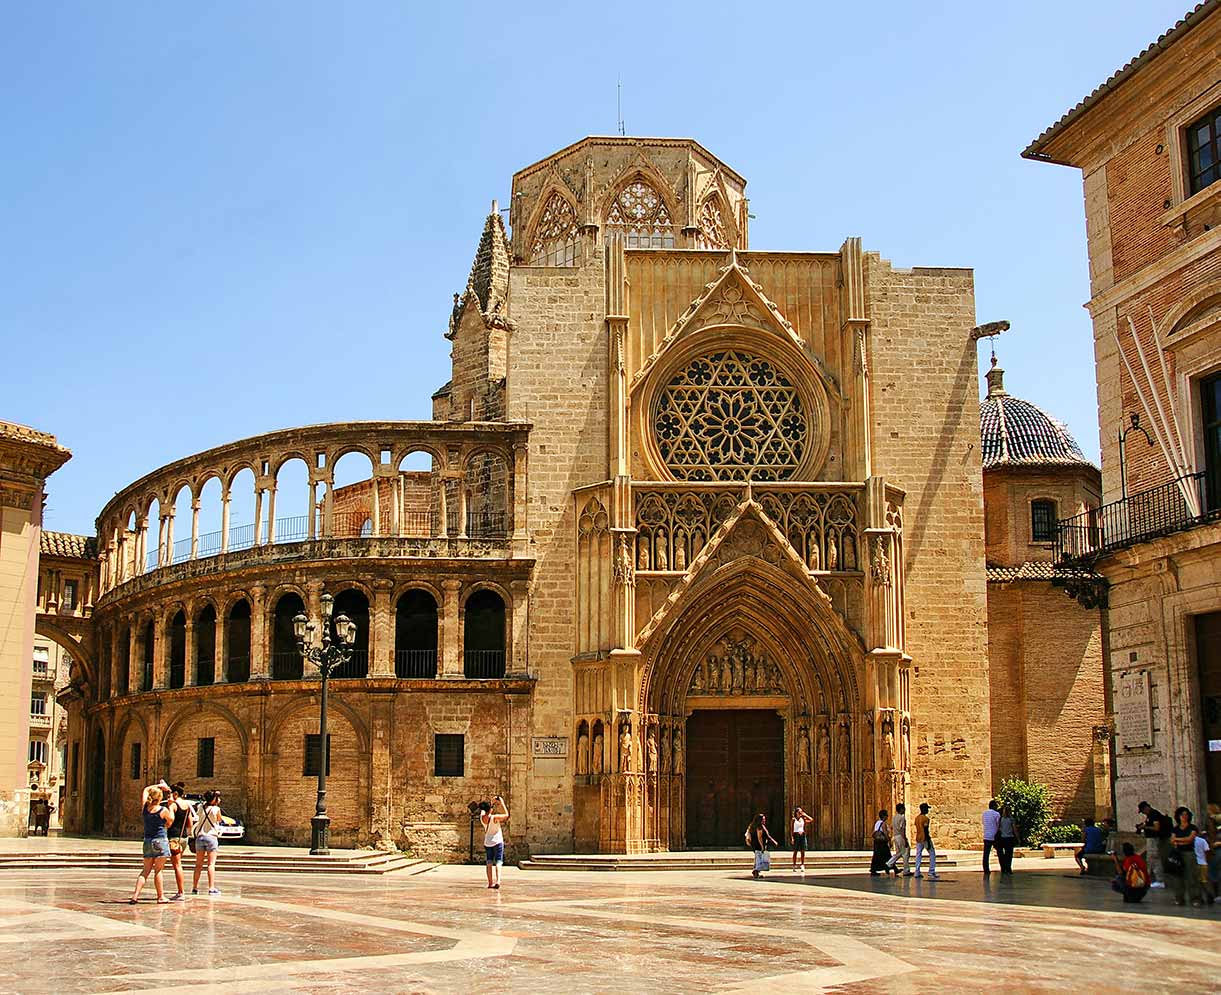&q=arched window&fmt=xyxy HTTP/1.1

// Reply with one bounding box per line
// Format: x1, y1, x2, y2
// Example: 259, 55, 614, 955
169, 610, 186, 689
464, 590, 506, 678
529, 193, 579, 267
605, 178, 674, 248
1031, 499, 1057, 543
271, 593, 305, 680
196, 604, 216, 686
395, 590, 438, 678
331, 589, 369, 678
226, 600, 251, 682
695, 195, 729, 249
